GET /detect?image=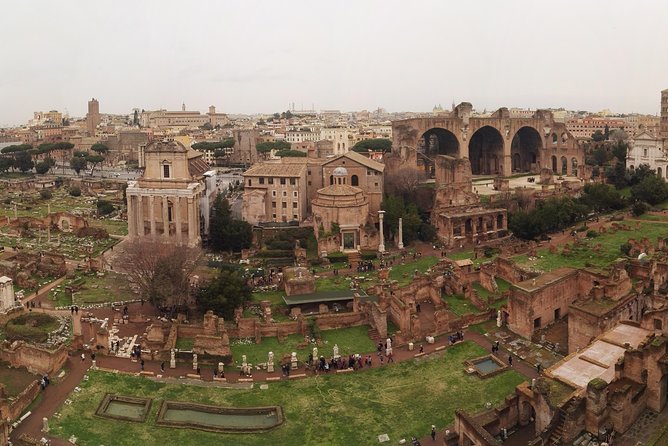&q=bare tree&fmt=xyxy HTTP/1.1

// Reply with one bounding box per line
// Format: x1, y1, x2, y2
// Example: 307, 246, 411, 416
122, 239, 201, 309
385, 166, 427, 198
